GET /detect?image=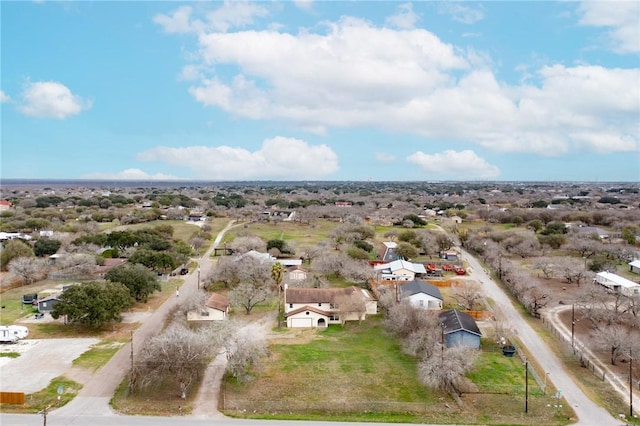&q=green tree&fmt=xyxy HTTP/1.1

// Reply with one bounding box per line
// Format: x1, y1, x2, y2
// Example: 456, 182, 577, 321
395, 242, 419, 260
52, 282, 133, 328
0, 239, 34, 271
105, 263, 160, 302
34, 238, 62, 257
